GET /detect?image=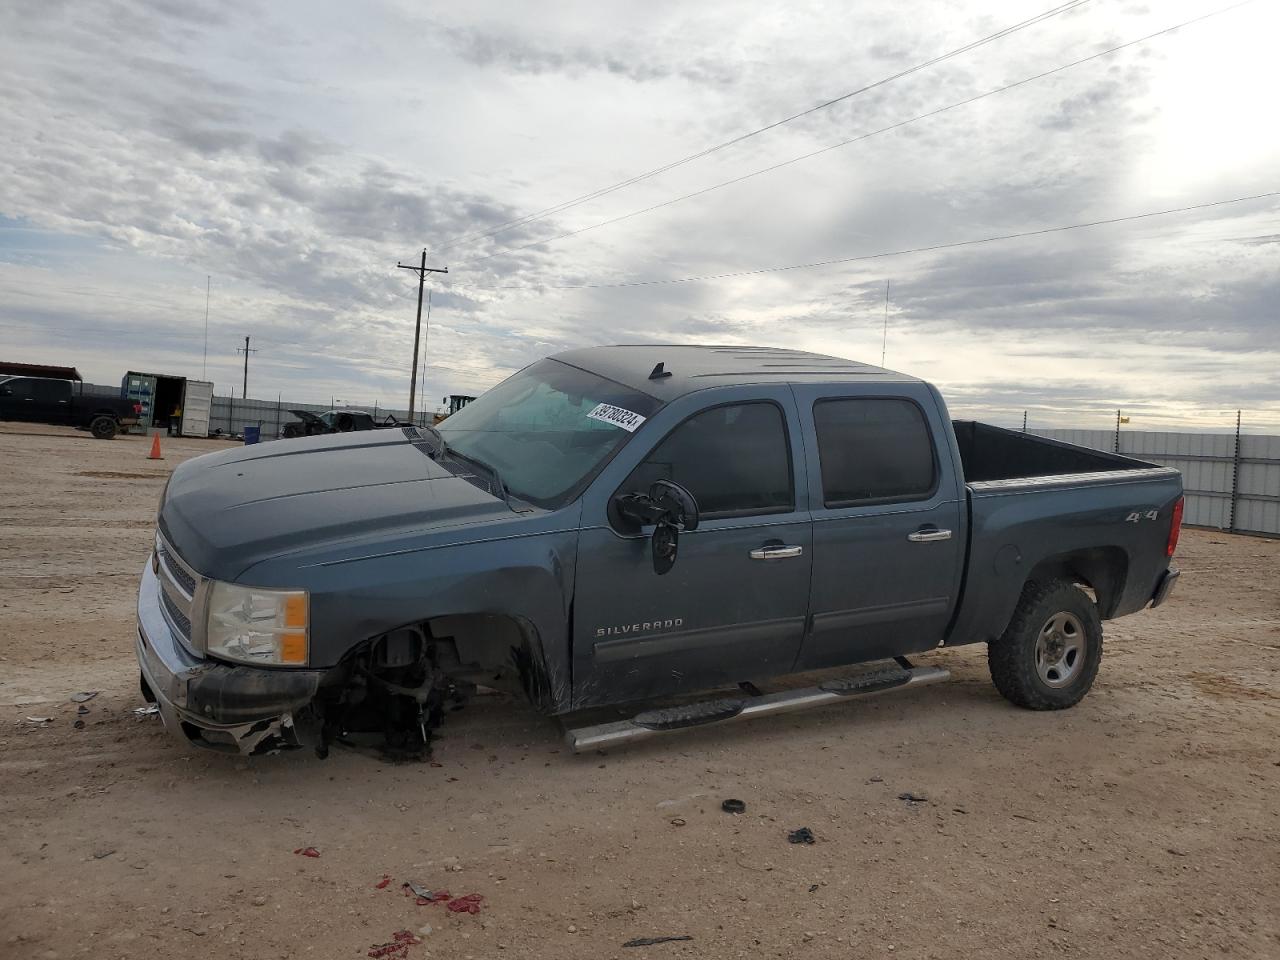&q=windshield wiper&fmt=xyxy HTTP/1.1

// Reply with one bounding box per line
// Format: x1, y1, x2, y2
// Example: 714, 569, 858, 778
413, 423, 448, 459
445, 447, 509, 505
